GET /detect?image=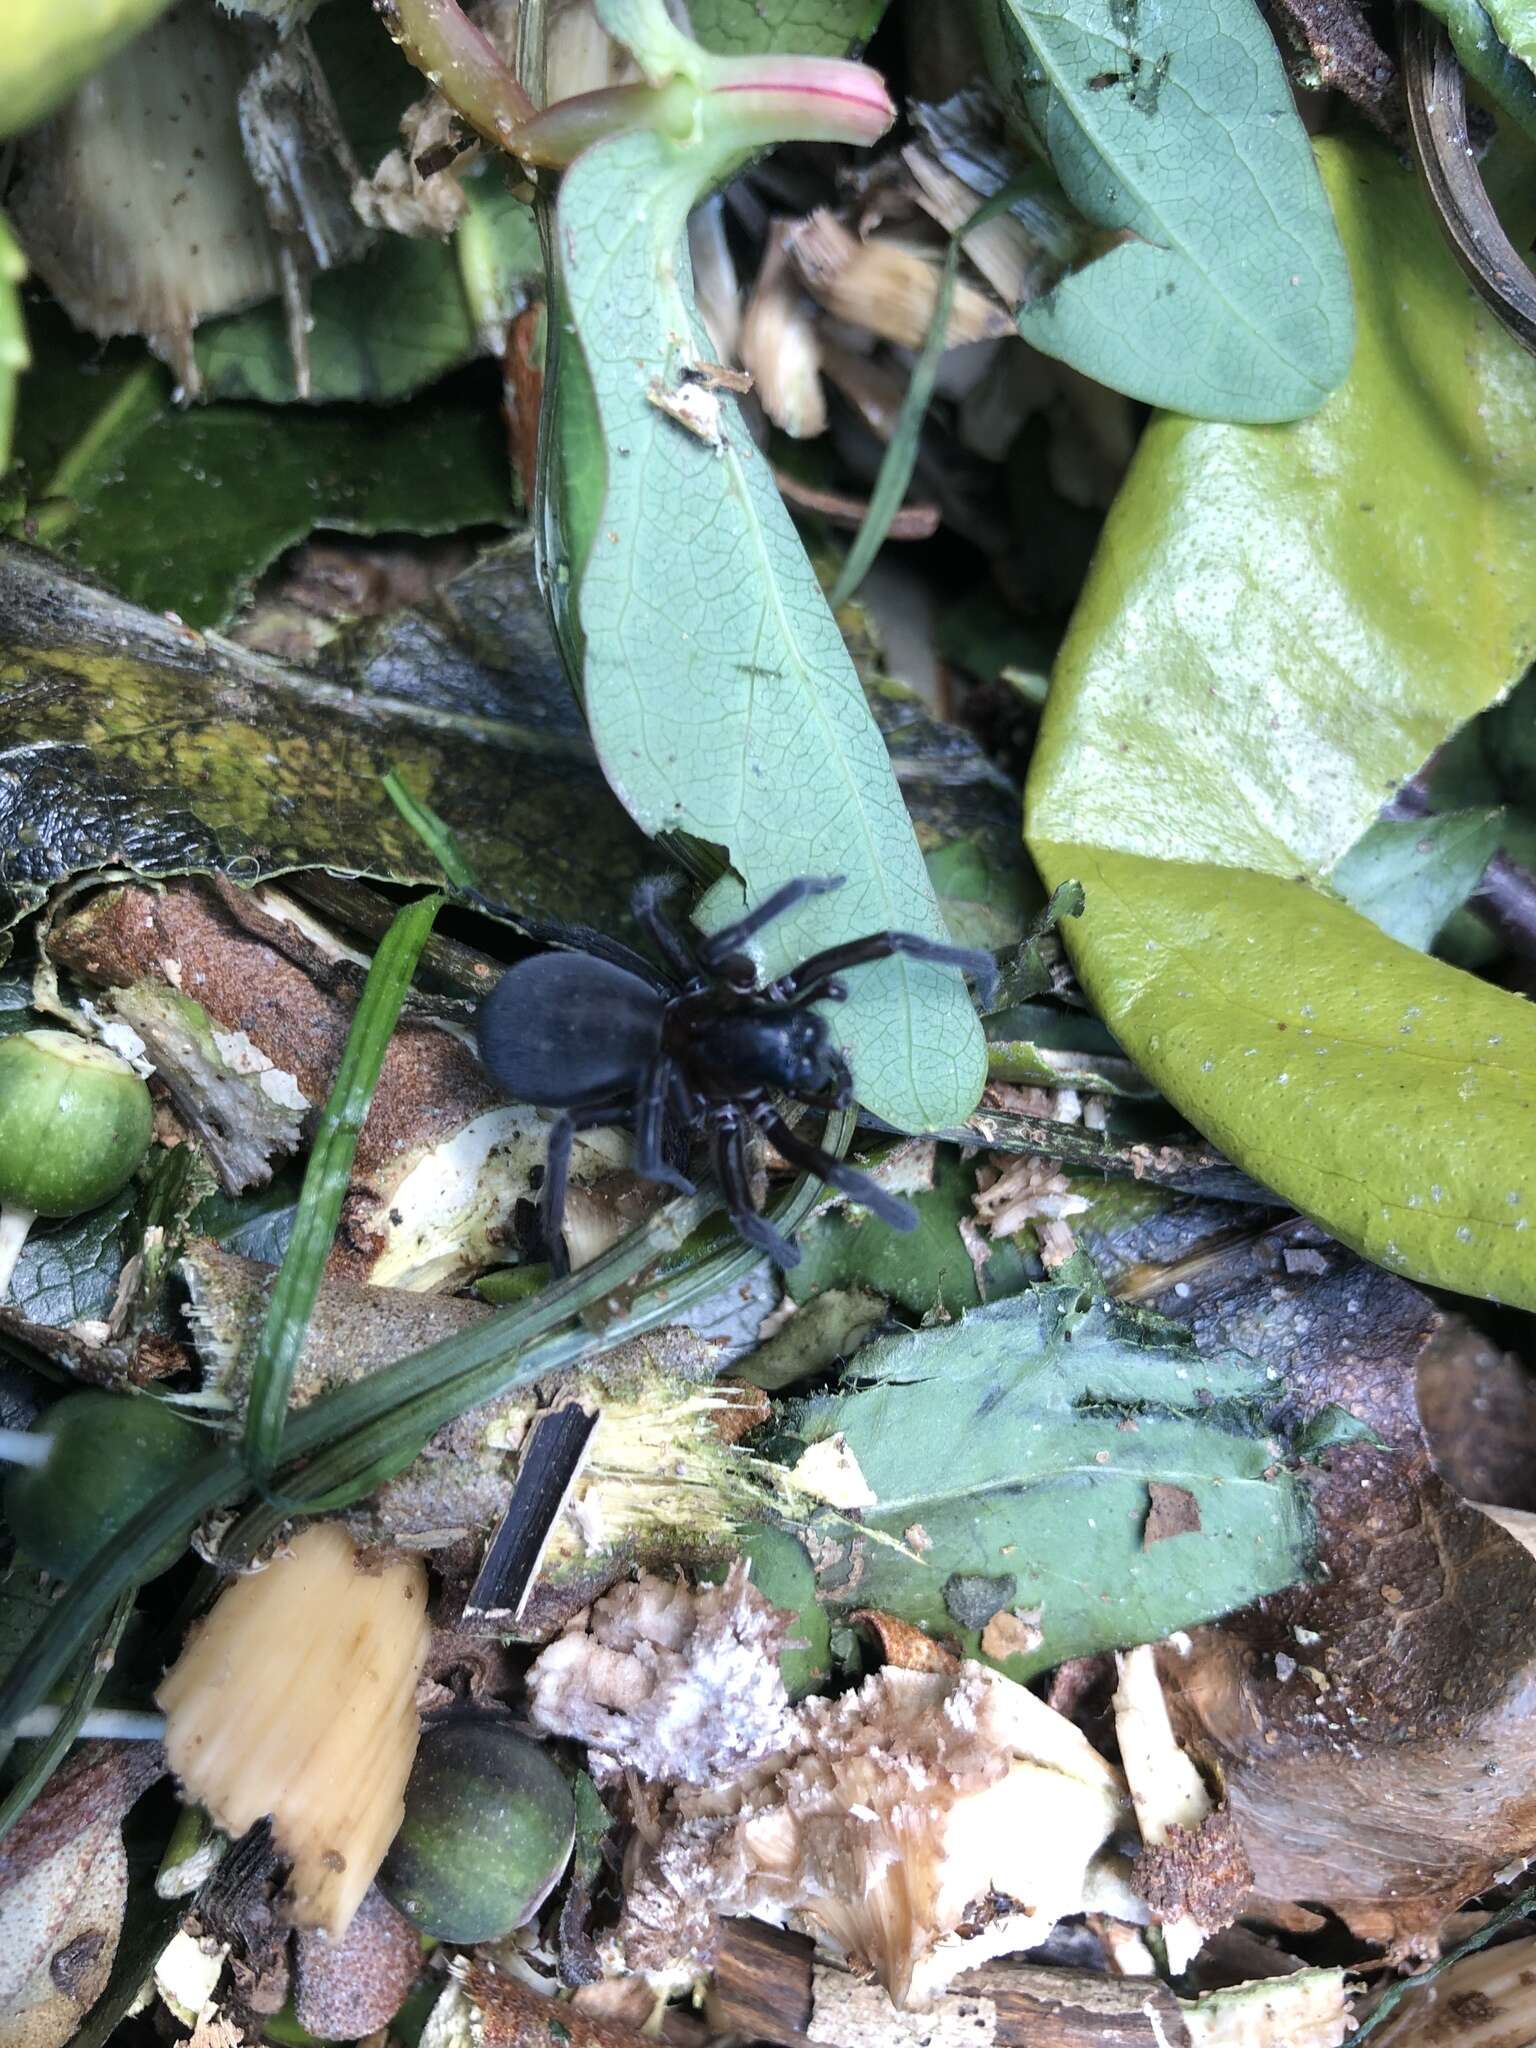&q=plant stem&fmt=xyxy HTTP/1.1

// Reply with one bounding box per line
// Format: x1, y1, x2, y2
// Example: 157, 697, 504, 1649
382, 0, 892, 167
376, 0, 534, 145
